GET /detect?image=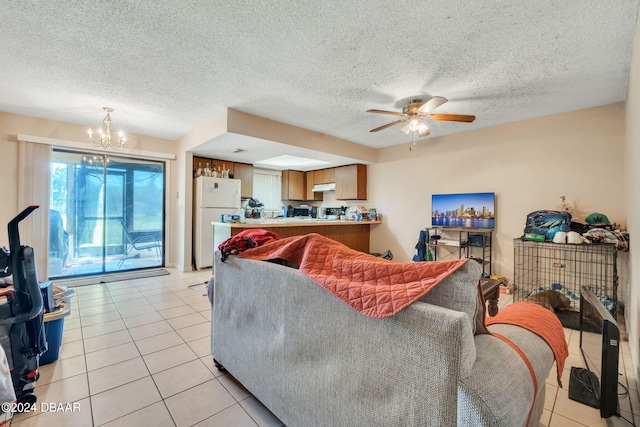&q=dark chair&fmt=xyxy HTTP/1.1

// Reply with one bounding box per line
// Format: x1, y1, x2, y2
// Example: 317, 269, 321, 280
117, 220, 162, 268
49, 209, 69, 266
